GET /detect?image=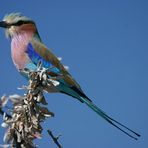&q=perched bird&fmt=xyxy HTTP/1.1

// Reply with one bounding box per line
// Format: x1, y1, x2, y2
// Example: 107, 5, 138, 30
0, 13, 140, 140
